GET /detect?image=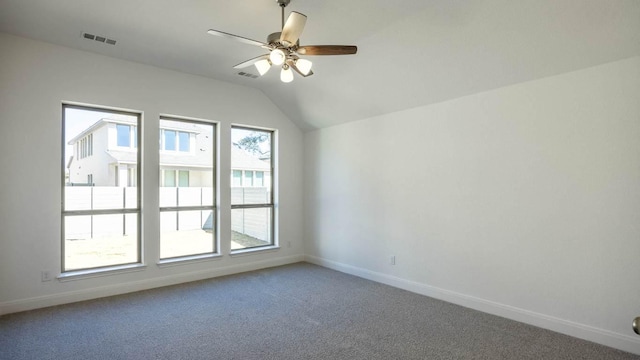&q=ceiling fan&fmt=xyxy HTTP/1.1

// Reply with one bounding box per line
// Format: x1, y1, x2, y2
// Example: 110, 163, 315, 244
207, 0, 357, 83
